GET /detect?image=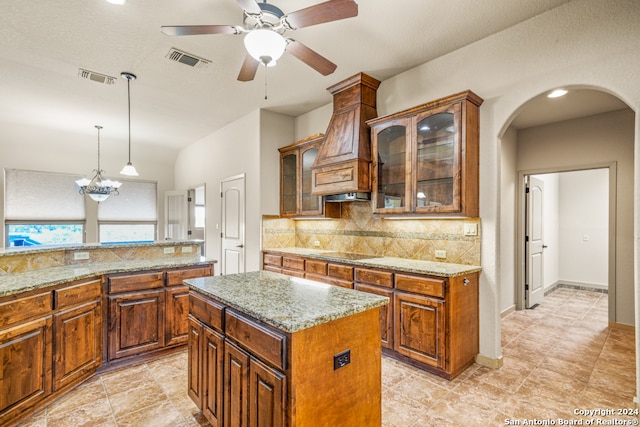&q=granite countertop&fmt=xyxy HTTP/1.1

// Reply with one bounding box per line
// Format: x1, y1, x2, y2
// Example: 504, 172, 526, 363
185, 270, 389, 333
0, 240, 203, 257
0, 256, 216, 298
263, 248, 481, 277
